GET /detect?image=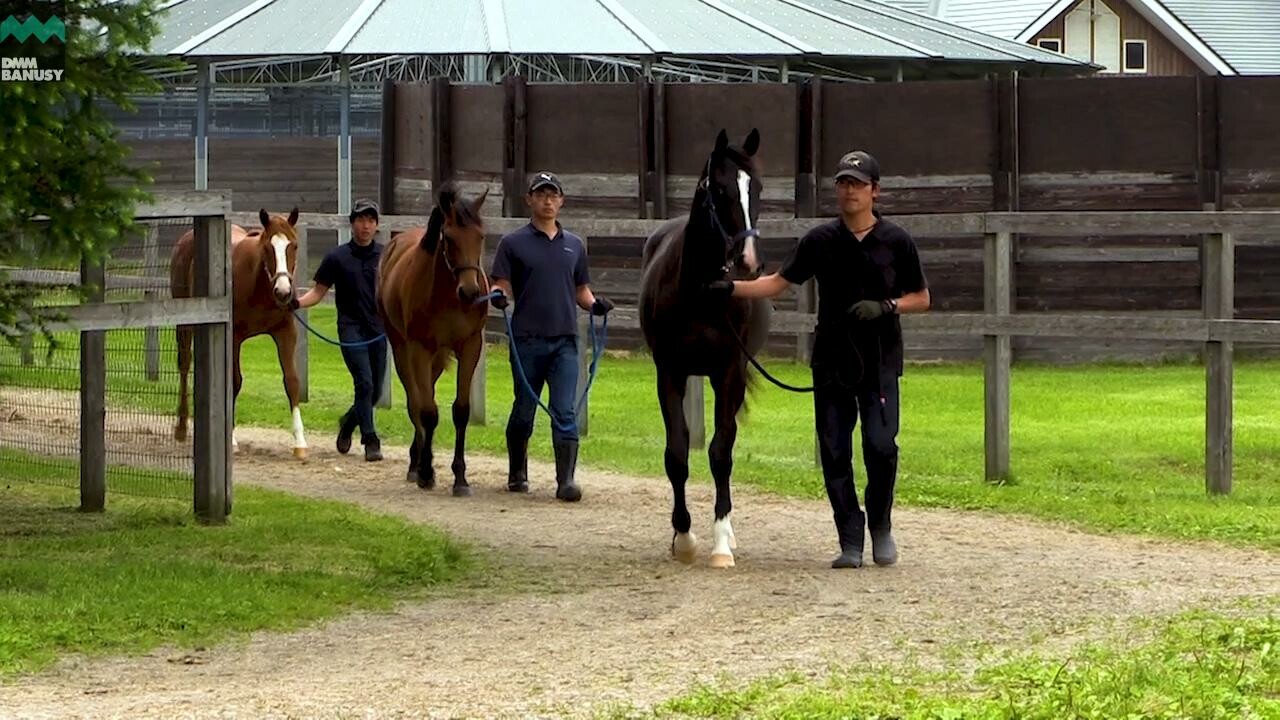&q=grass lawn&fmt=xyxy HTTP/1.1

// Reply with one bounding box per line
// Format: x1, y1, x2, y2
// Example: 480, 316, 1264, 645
611, 605, 1280, 720
0, 467, 469, 677
214, 307, 1280, 549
